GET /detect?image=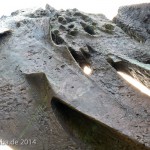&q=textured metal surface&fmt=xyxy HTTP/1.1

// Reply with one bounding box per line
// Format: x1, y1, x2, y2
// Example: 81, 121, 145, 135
0, 4, 149, 150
